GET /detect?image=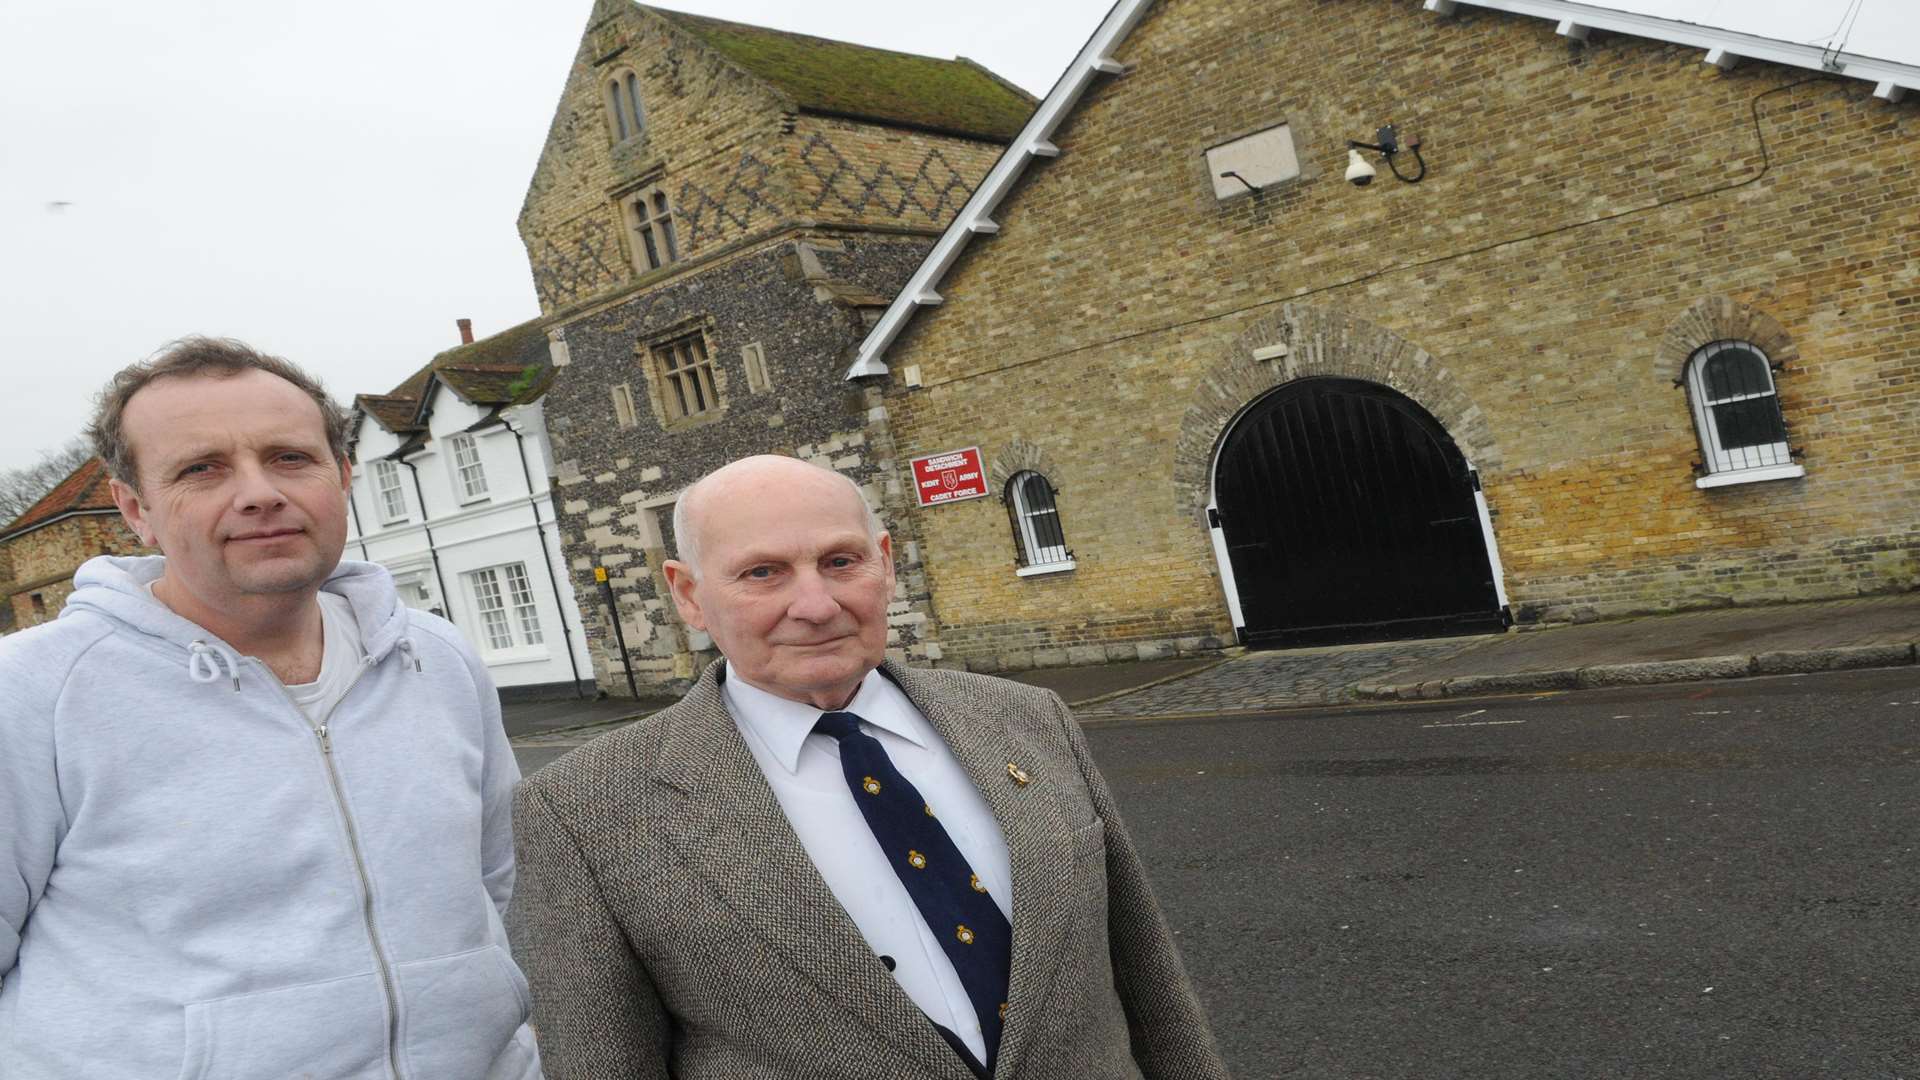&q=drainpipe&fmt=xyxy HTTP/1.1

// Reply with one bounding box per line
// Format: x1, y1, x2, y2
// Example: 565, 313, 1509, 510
503, 412, 586, 699
344, 470, 373, 562
397, 454, 454, 627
